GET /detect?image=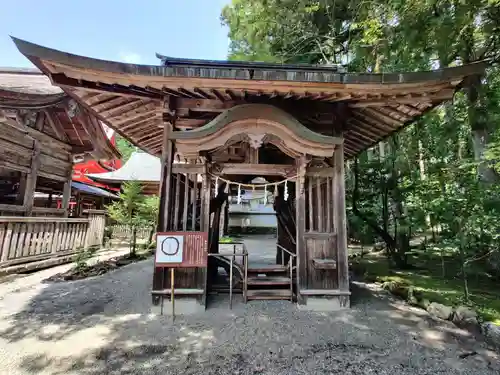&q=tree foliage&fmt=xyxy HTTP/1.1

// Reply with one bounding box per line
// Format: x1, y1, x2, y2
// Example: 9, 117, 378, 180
107, 181, 159, 255
115, 135, 135, 163
222, 0, 500, 289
